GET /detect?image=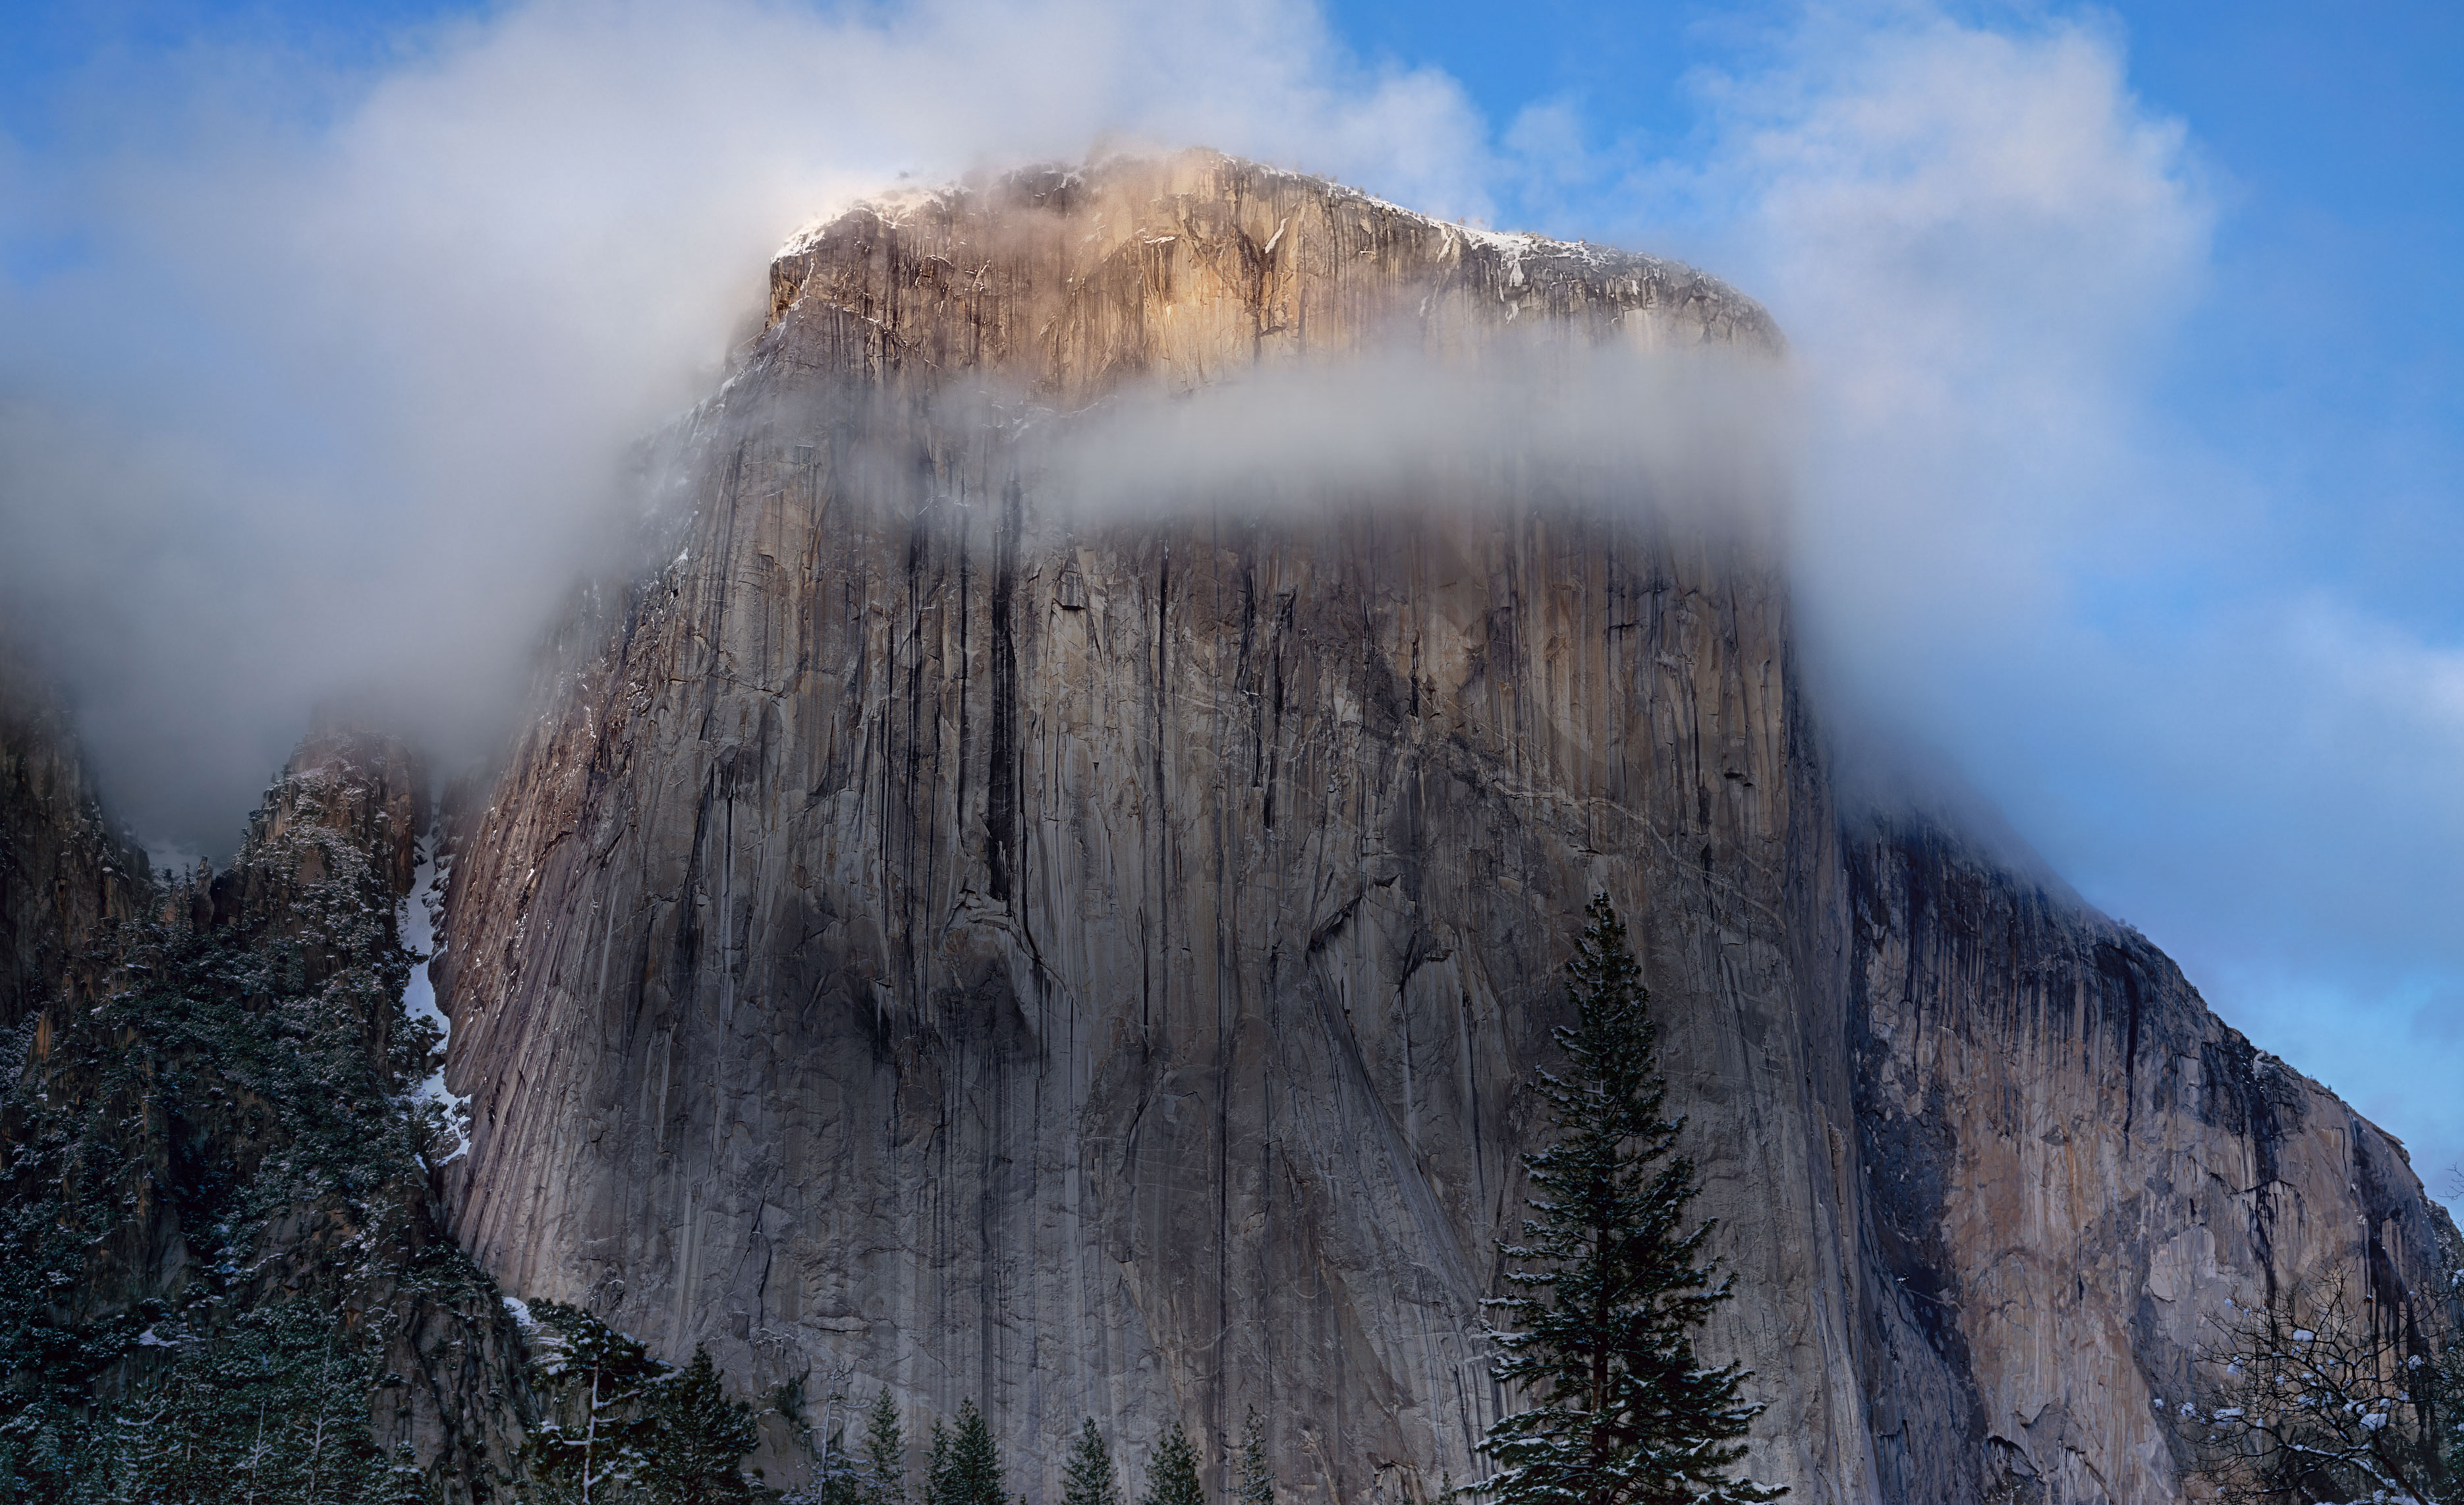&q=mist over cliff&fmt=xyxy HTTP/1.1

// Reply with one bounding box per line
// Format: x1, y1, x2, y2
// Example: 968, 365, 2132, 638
3, 2, 2461, 1477
0, 0, 1493, 857
7, 8, 2457, 1215
2, 21, 2460, 1505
